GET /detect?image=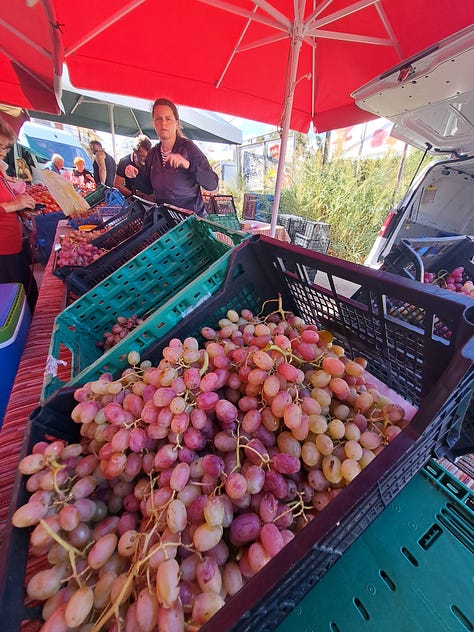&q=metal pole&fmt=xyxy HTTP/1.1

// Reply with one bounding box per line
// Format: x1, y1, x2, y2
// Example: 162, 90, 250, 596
108, 103, 117, 160
270, 27, 304, 238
